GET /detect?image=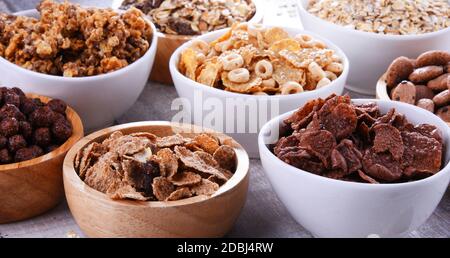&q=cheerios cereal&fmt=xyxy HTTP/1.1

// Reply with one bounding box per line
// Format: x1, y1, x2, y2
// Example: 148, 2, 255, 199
178, 23, 344, 95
